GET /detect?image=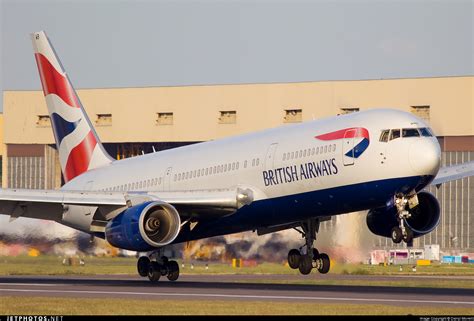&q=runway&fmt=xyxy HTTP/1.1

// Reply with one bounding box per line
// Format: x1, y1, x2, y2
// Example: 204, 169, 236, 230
0, 274, 473, 307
